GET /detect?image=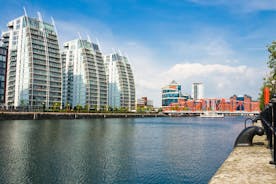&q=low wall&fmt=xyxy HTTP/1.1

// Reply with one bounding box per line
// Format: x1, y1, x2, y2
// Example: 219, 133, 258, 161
0, 112, 166, 120
209, 122, 276, 183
